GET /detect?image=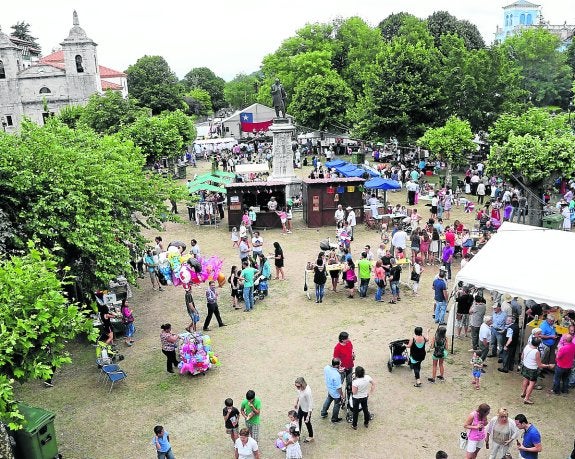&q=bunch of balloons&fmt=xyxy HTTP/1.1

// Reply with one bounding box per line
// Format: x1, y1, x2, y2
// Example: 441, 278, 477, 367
178, 334, 220, 376
157, 243, 225, 289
